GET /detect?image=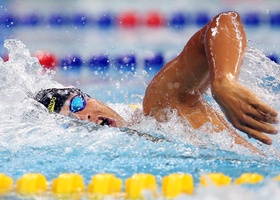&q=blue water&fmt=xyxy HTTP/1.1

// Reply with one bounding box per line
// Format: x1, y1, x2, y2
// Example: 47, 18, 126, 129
1, 0, 280, 199
1, 38, 280, 199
